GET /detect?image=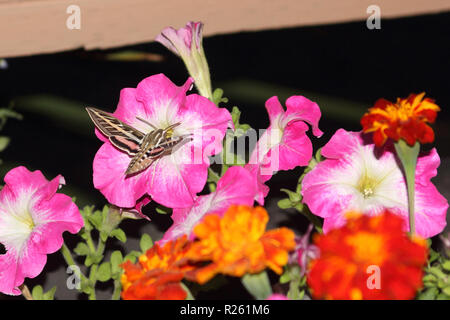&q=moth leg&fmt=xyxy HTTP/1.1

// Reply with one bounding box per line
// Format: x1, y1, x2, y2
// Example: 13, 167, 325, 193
150, 157, 161, 187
